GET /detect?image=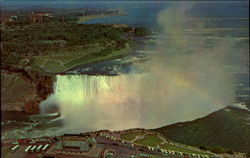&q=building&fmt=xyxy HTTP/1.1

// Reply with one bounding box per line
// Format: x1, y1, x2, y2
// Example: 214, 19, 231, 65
43, 135, 104, 158
55, 135, 96, 152
29, 12, 52, 24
